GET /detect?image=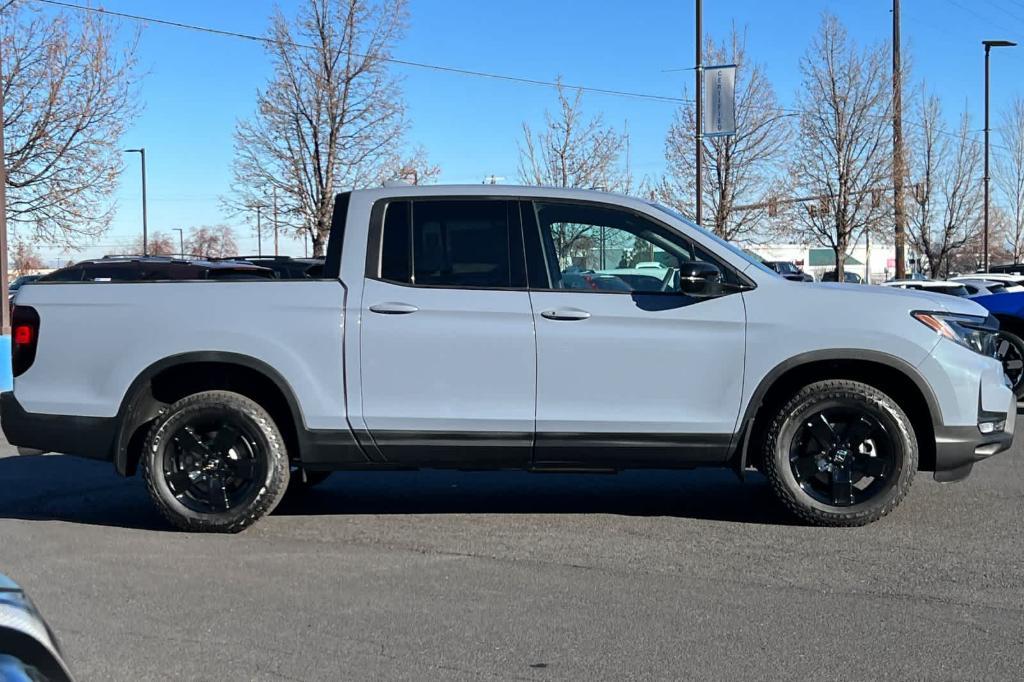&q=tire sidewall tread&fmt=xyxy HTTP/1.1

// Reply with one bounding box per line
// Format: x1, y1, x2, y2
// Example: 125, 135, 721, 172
763, 379, 918, 527
140, 390, 290, 533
